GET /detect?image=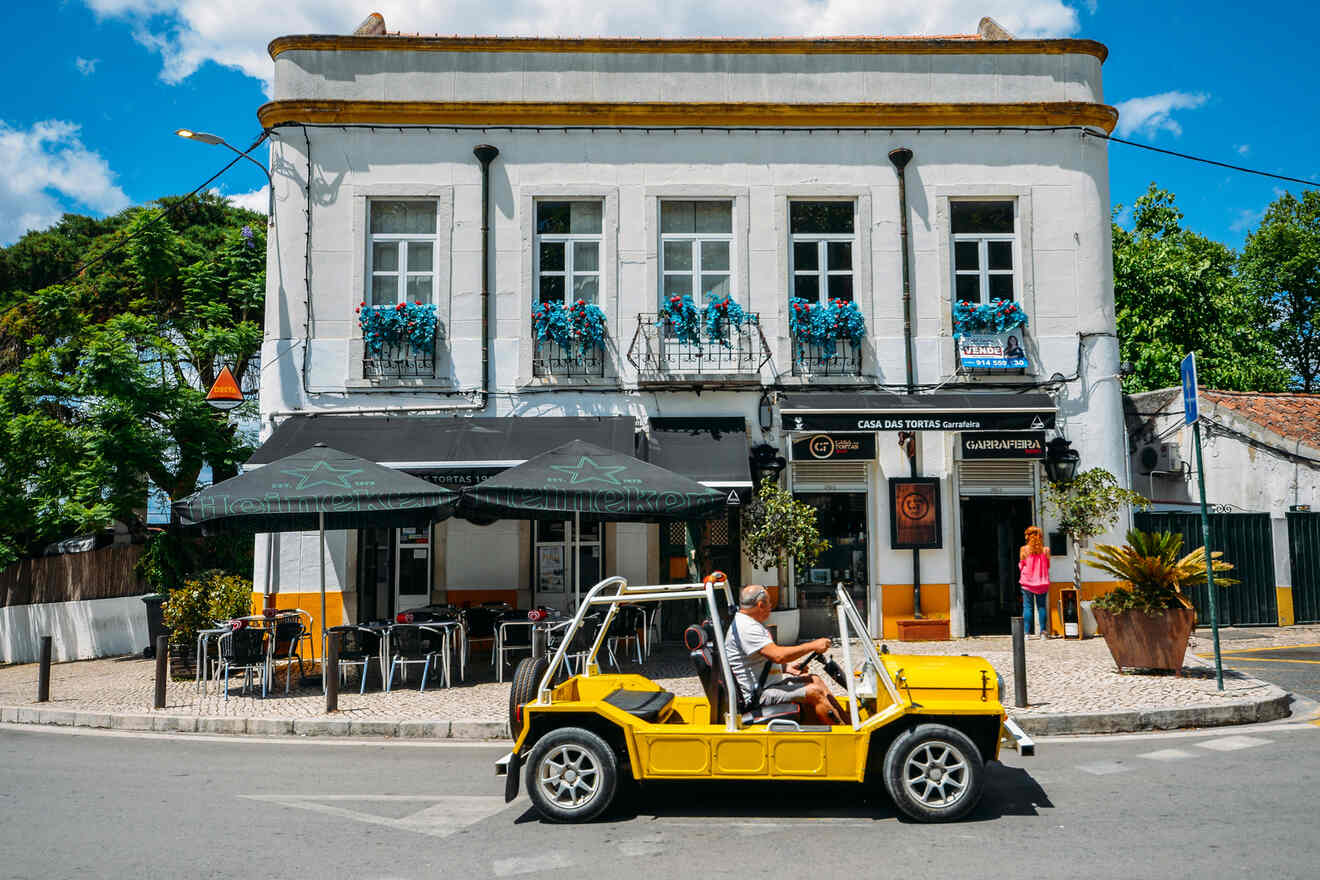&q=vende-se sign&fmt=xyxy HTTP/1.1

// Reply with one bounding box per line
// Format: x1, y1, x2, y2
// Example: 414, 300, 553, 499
791, 433, 876, 461
959, 431, 1045, 460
